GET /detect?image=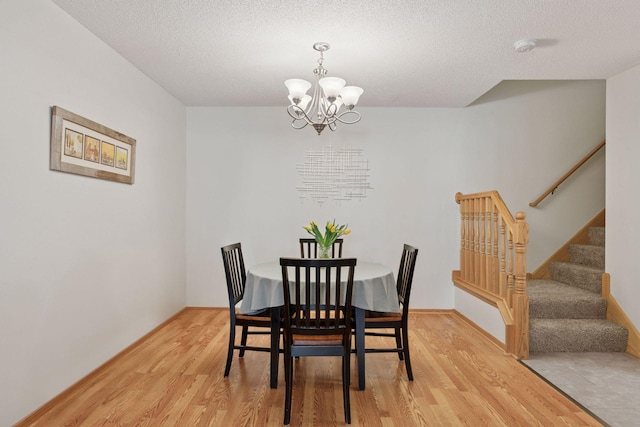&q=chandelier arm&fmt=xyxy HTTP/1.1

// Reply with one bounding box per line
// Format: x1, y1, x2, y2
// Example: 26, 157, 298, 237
333, 110, 362, 125
287, 105, 316, 126
325, 102, 339, 118
325, 114, 338, 125
307, 81, 329, 124
291, 119, 309, 130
